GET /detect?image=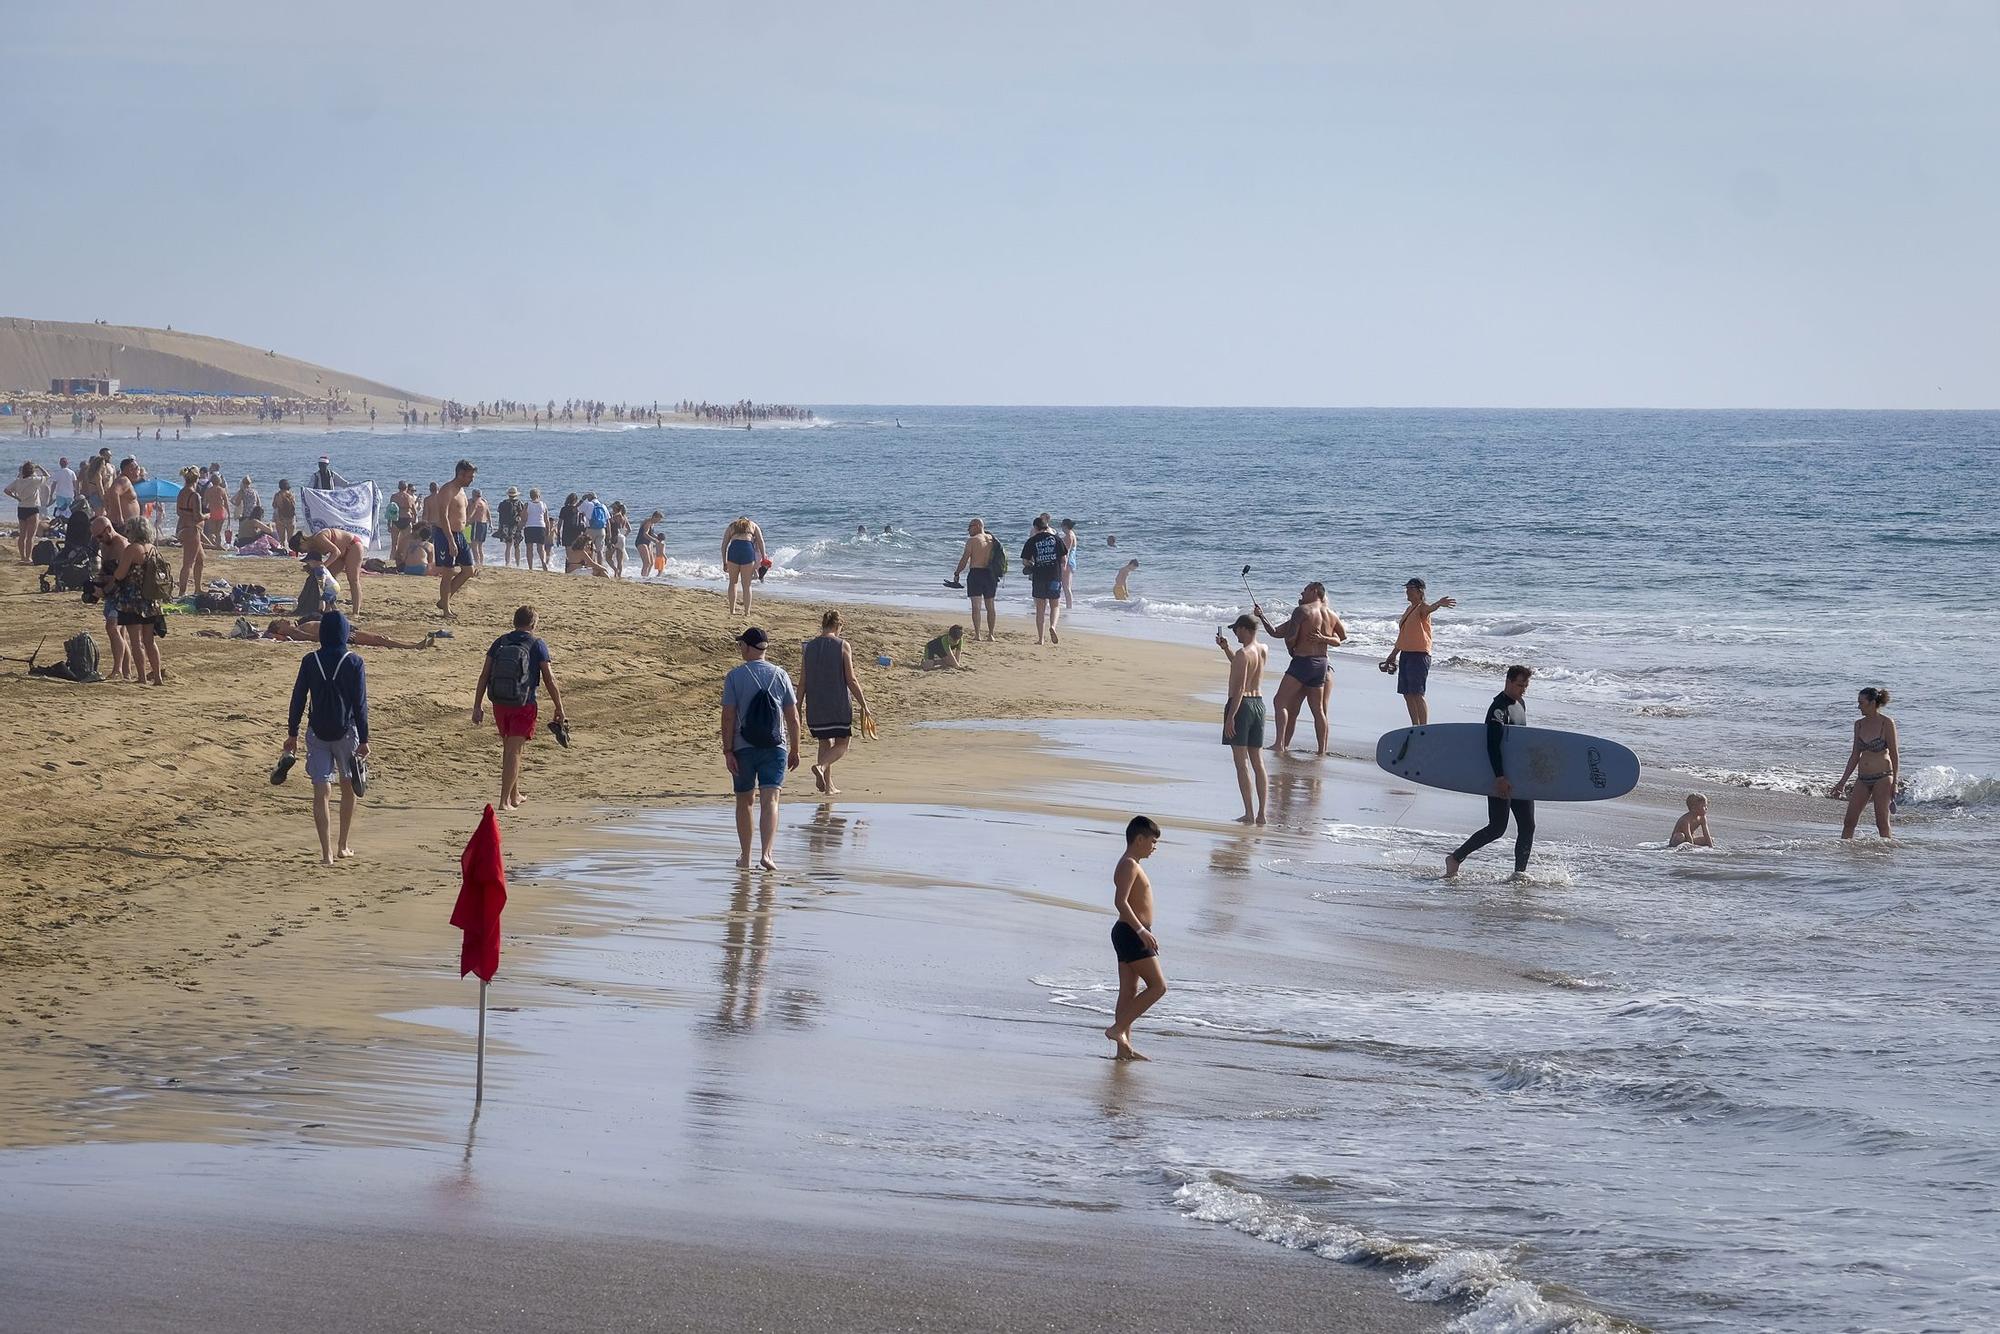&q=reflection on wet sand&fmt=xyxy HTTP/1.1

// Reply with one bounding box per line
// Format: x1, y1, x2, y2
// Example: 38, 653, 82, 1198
710, 873, 777, 1034
805, 802, 867, 865
1267, 765, 1323, 829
